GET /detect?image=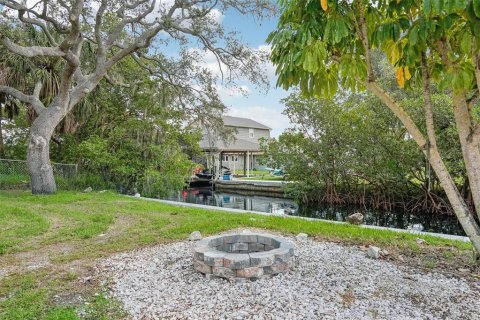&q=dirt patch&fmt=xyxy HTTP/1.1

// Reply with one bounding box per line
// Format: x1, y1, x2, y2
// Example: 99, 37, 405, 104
94, 214, 137, 243
0, 241, 79, 280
